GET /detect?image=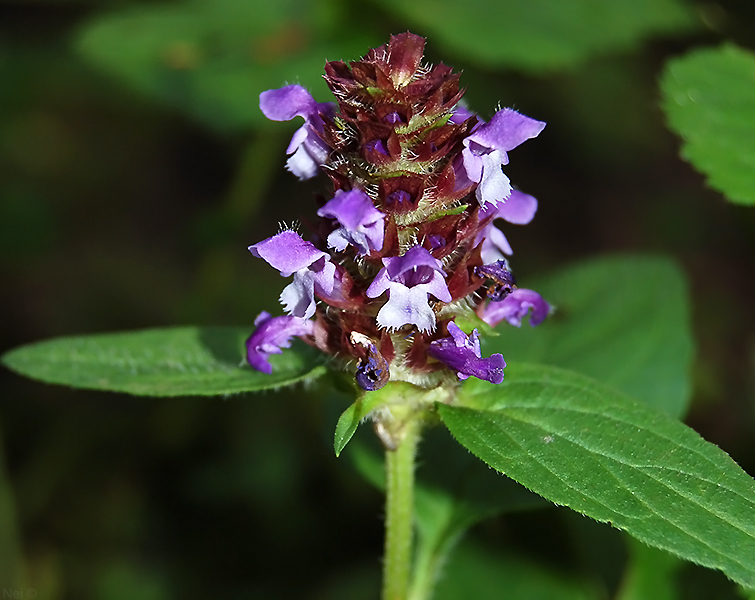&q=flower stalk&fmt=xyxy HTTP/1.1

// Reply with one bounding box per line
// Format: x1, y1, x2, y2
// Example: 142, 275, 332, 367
383, 415, 421, 600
